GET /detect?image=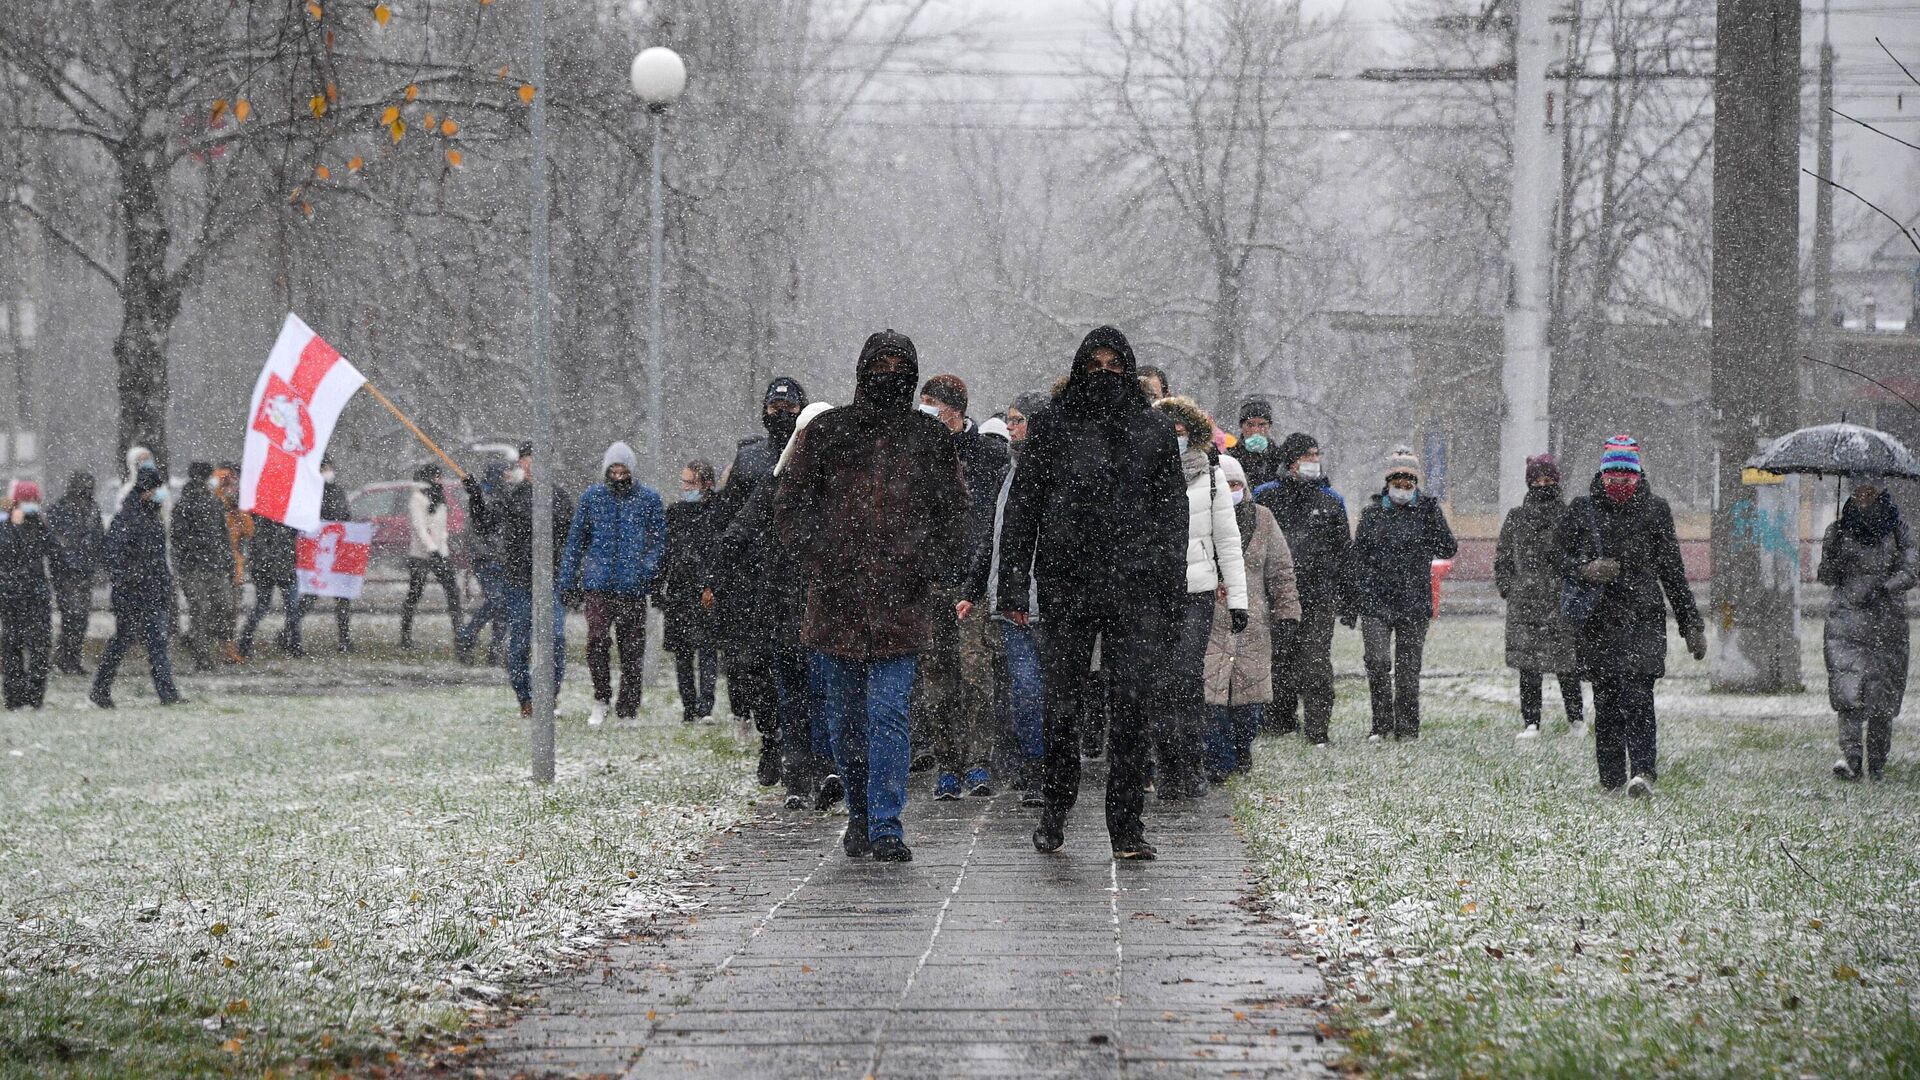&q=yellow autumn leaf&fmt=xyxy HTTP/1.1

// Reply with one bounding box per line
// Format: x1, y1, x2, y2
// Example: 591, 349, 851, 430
407, 889, 421, 902
439, 117, 459, 136
314, 935, 332, 949
209, 922, 229, 936
389, 117, 406, 142
517, 83, 536, 104
225, 999, 250, 1015
220, 955, 236, 968
1460, 901, 1479, 914
373, 3, 391, 25
347, 155, 364, 172
446, 149, 463, 167
381, 106, 399, 125
221, 1038, 244, 1053
233, 99, 251, 123
405, 83, 419, 102
301, 202, 314, 218
314, 165, 330, 180
210, 99, 228, 122
306, 1, 322, 17
422, 112, 436, 130
309, 95, 327, 118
